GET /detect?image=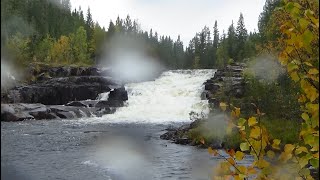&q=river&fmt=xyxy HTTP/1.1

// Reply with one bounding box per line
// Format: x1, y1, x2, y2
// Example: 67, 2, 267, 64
1, 69, 252, 180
